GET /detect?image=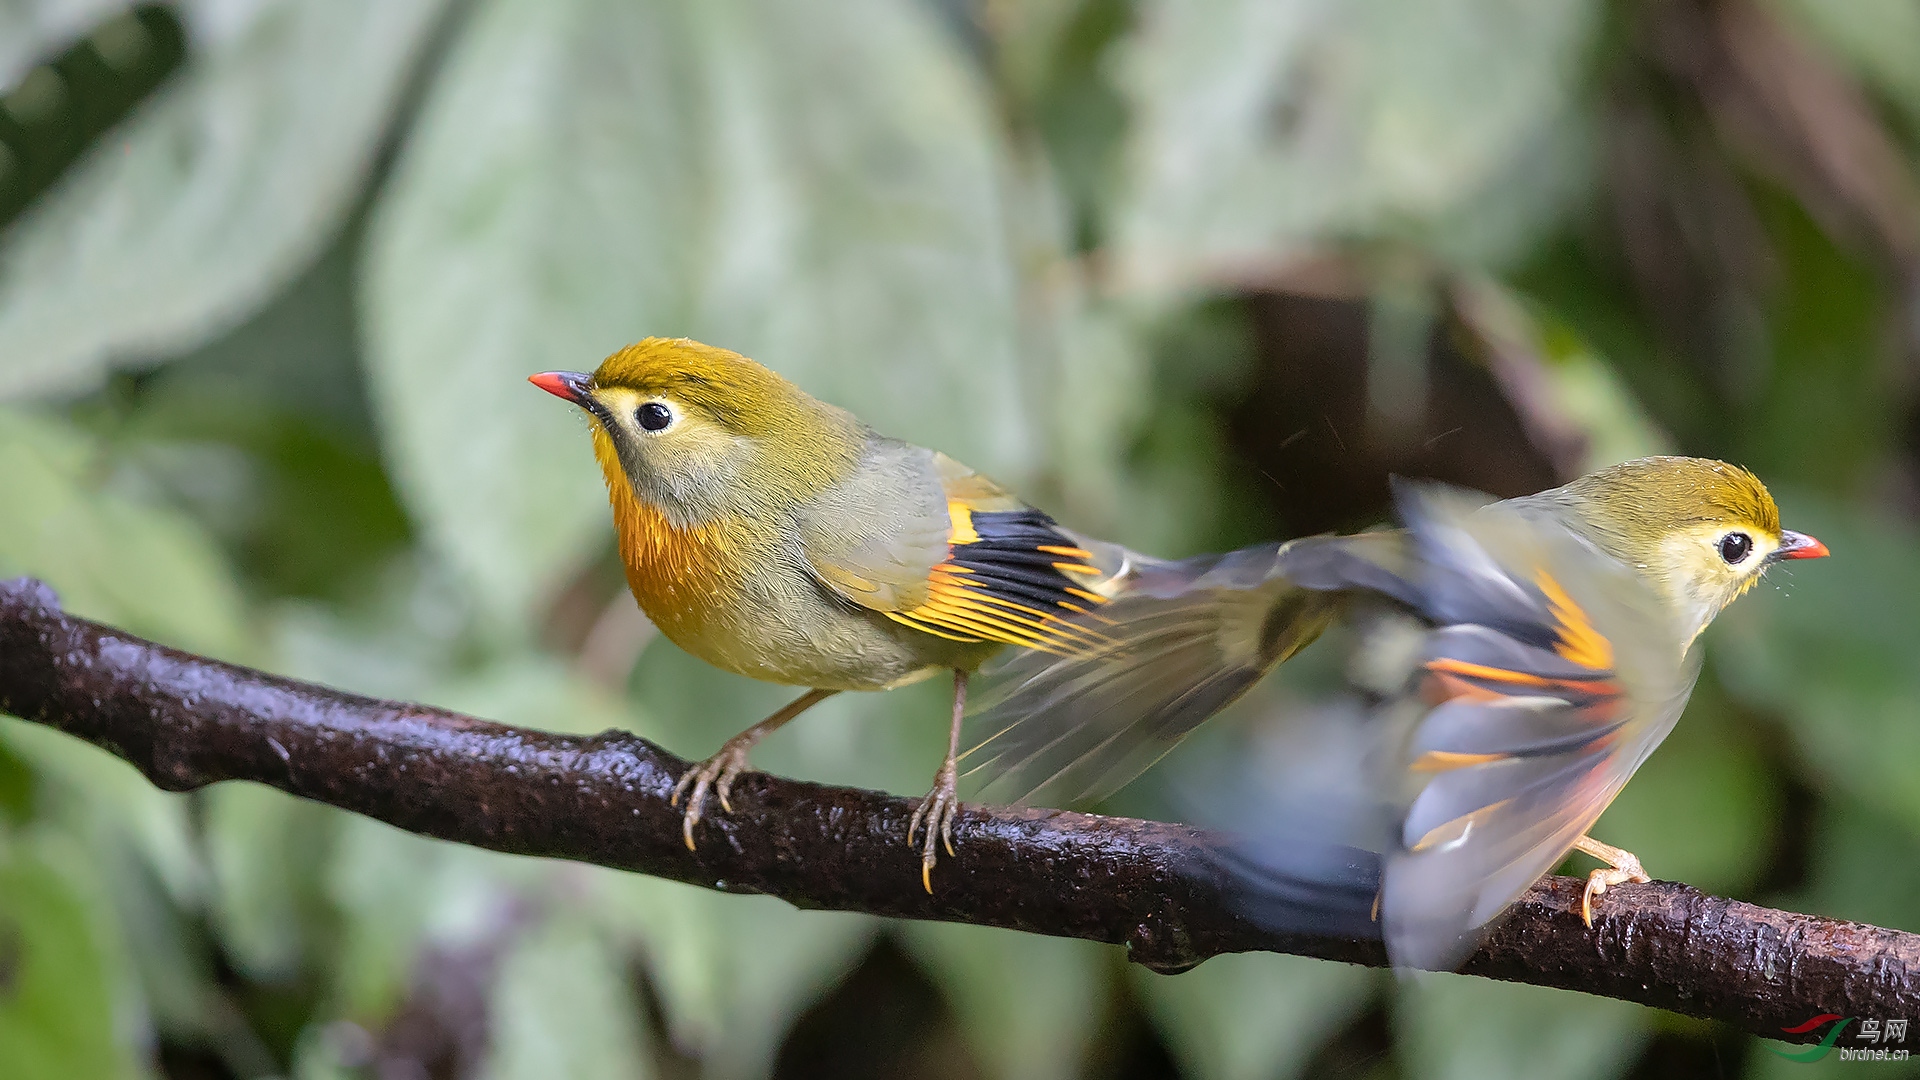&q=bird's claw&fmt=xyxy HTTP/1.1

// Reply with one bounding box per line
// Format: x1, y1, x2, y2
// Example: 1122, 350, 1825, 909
671, 742, 755, 851
1579, 851, 1650, 927
908, 762, 961, 893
